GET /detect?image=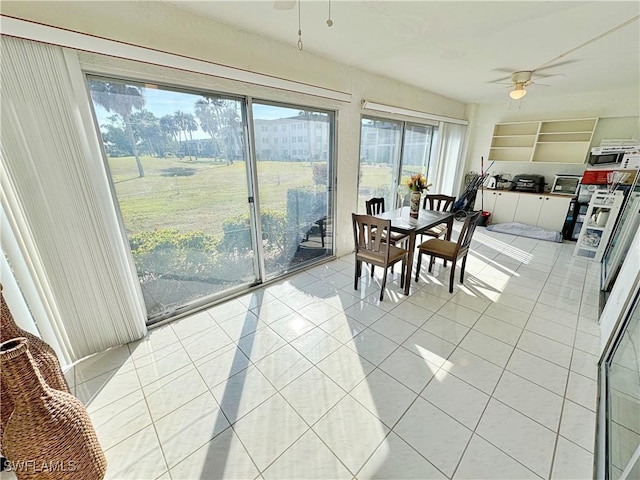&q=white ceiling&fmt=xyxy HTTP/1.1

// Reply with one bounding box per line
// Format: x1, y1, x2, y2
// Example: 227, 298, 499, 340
168, 1, 640, 104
